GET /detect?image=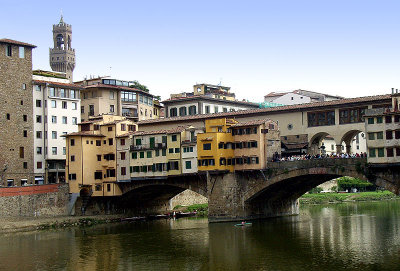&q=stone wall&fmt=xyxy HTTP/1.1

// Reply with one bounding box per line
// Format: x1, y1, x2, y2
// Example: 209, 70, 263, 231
0, 184, 69, 216
169, 189, 208, 209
